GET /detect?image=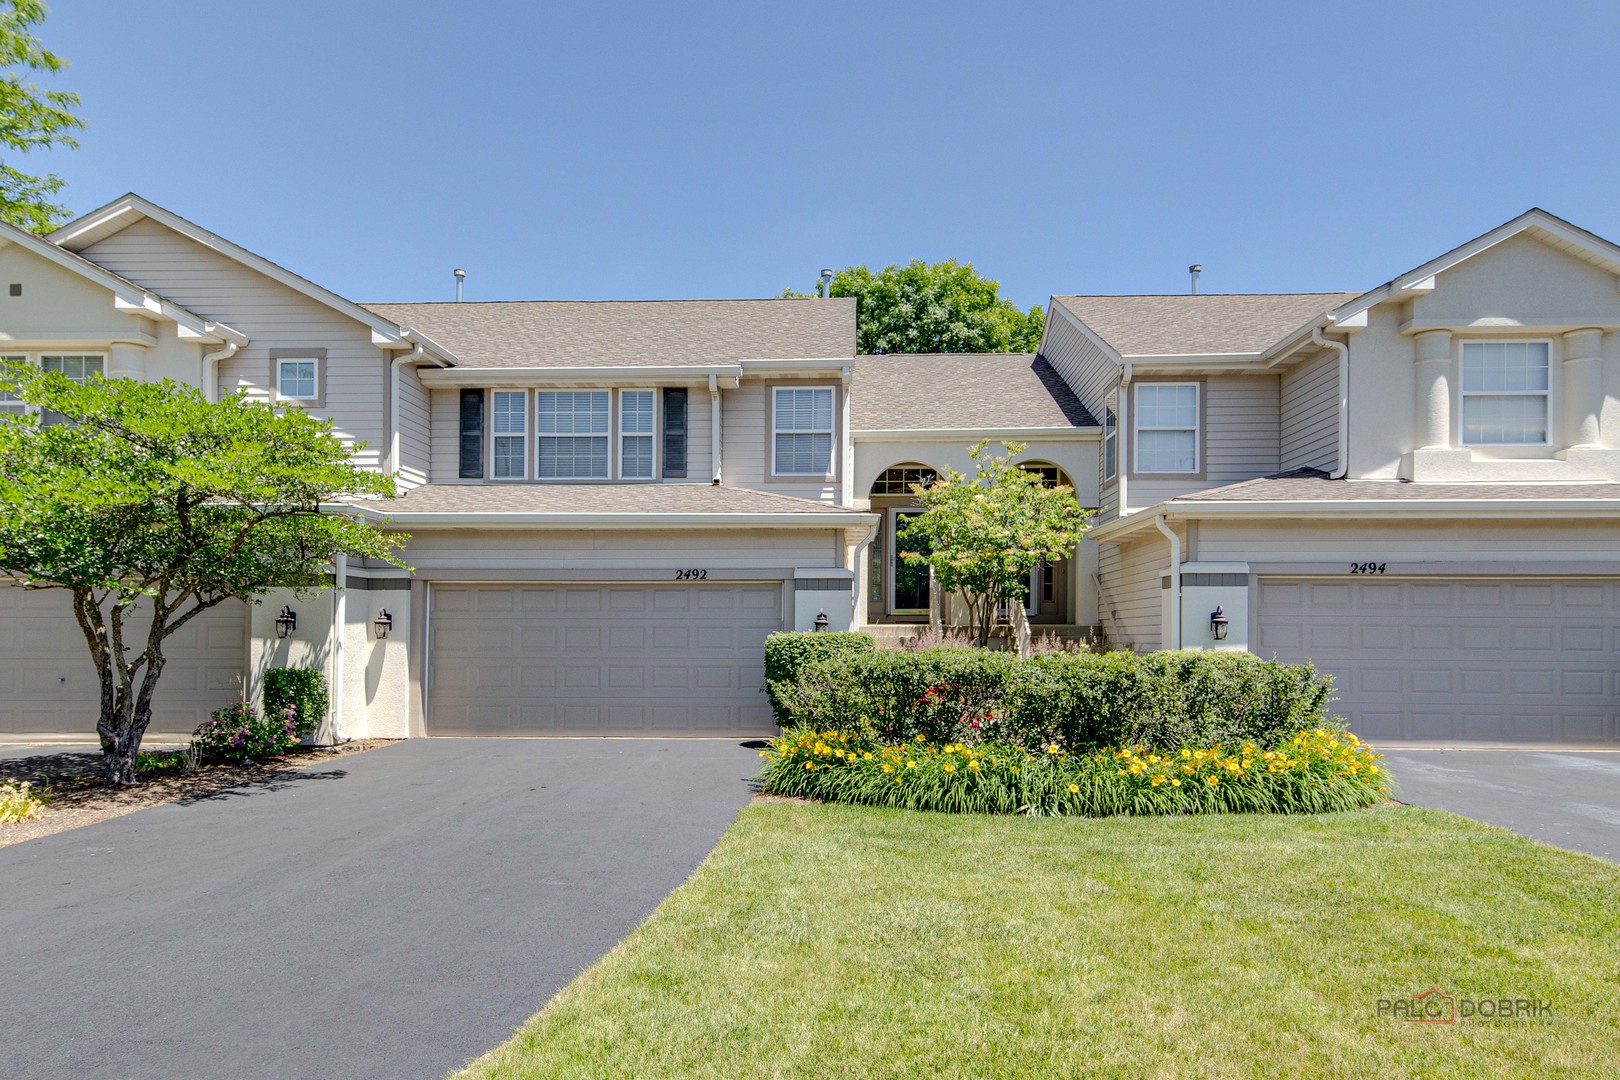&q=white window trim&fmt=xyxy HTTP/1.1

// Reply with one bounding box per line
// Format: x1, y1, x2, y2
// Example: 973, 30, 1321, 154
618, 387, 657, 481
490, 389, 528, 481
0, 353, 37, 414
276, 356, 321, 402
536, 389, 612, 481
771, 384, 837, 477
1133, 381, 1200, 475
1102, 390, 1118, 481
1458, 338, 1553, 448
